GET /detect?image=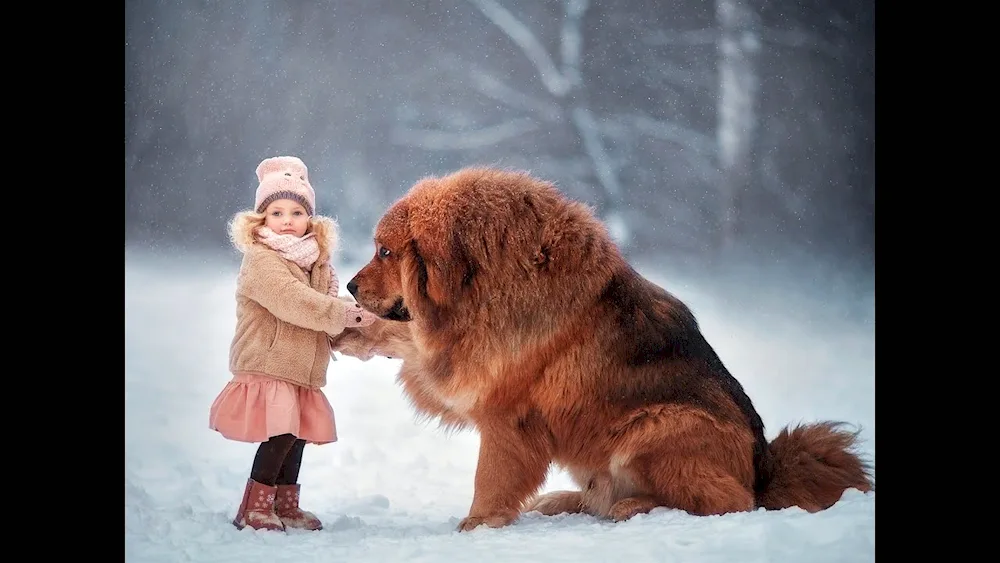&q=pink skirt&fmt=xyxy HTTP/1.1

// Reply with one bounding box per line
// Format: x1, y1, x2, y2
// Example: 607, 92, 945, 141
209, 373, 337, 445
